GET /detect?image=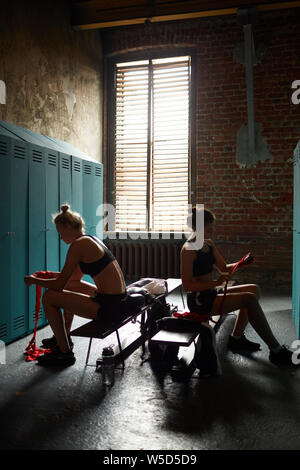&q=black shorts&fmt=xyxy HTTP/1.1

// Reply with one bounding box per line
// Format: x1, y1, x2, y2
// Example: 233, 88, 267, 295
91, 292, 127, 322
187, 288, 223, 316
